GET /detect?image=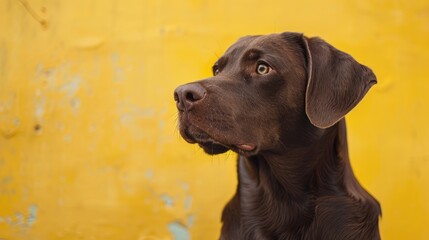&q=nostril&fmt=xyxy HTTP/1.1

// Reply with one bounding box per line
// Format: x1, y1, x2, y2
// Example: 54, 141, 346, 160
174, 83, 206, 111
184, 85, 206, 103
185, 91, 198, 102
